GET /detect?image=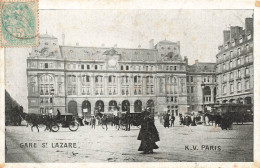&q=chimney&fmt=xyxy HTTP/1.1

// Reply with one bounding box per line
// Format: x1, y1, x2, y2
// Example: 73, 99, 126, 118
138, 44, 141, 48
114, 44, 117, 48
223, 30, 230, 44
184, 56, 188, 65
76, 42, 79, 46
149, 39, 154, 49
230, 26, 243, 41
245, 17, 253, 35
62, 33, 65, 45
